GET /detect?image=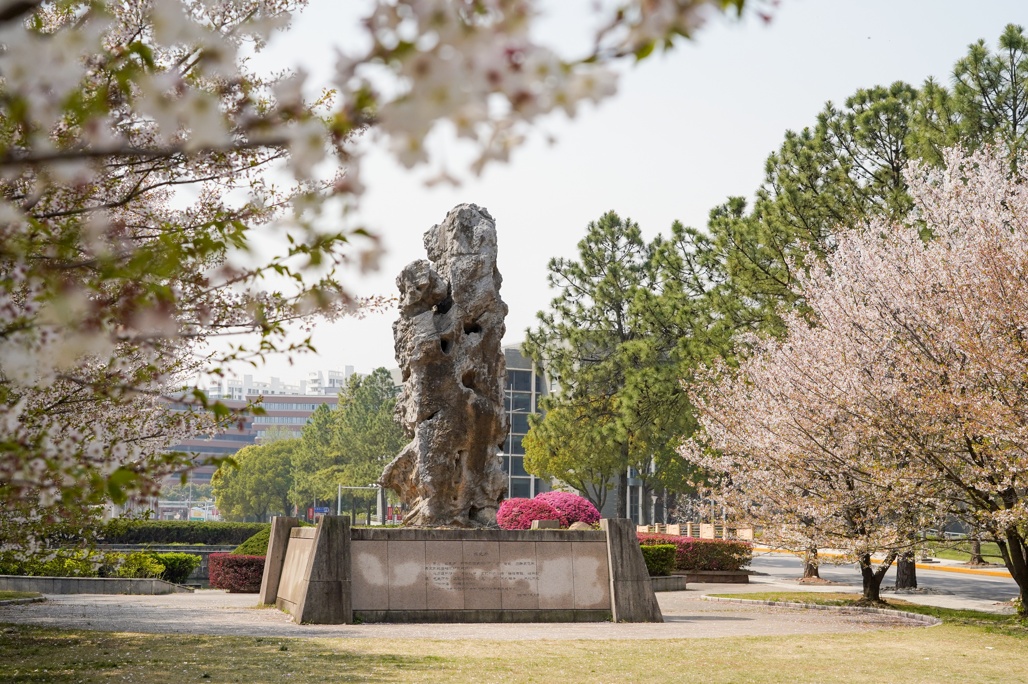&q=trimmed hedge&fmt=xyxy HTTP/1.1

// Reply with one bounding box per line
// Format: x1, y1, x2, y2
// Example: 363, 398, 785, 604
152, 552, 202, 584
232, 528, 272, 556
640, 544, 676, 576
534, 491, 600, 527
637, 533, 752, 572
209, 553, 265, 593
100, 520, 268, 545
496, 498, 561, 530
